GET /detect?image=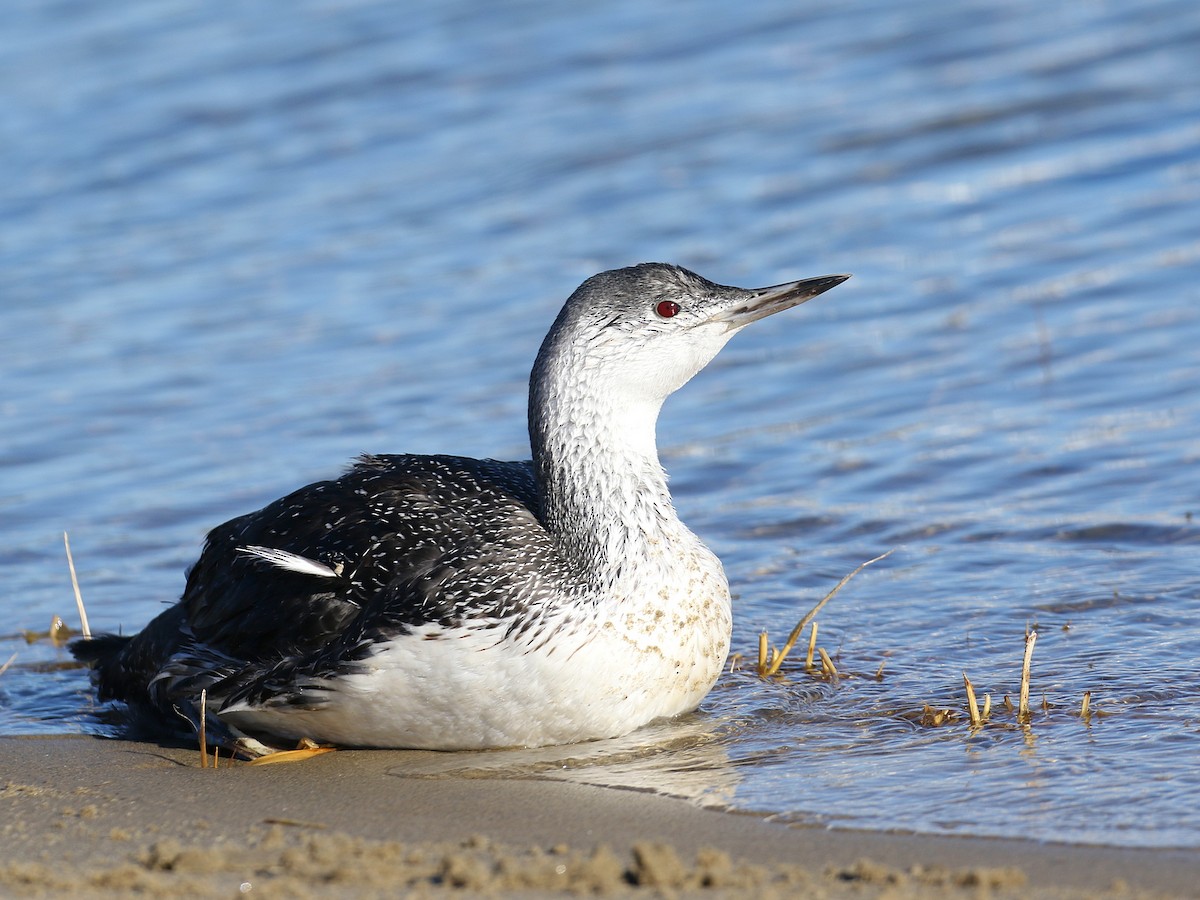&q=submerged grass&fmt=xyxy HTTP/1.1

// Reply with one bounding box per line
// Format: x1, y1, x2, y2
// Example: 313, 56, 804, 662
942, 627, 1099, 732
742, 546, 1099, 737
752, 549, 893, 680
963, 673, 983, 728
1017, 629, 1037, 724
